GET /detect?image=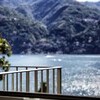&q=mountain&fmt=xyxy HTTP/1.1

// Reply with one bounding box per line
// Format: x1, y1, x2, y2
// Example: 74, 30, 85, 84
0, 0, 100, 54
30, 0, 100, 54
31, 0, 74, 21
0, 0, 75, 21
15, 0, 76, 22
0, 6, 48, 54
